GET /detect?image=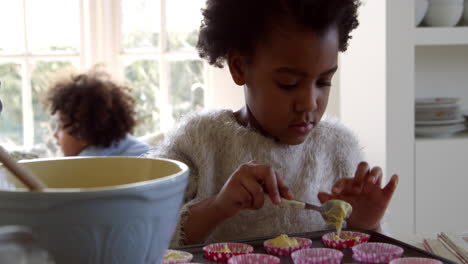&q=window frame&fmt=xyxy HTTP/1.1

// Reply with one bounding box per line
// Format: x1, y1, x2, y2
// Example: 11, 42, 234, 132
110, 0, 210, 132
0, 0, 85, 148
